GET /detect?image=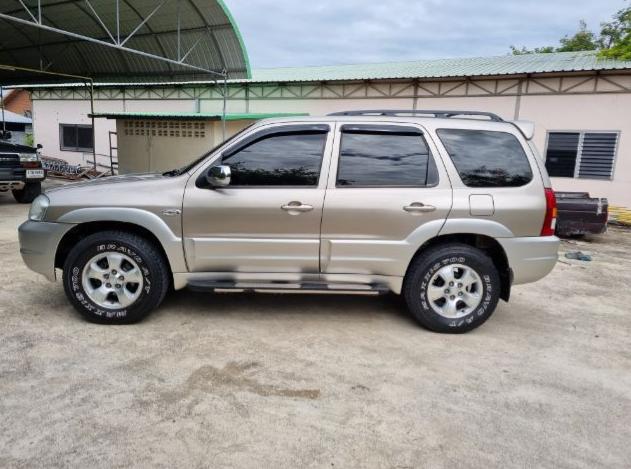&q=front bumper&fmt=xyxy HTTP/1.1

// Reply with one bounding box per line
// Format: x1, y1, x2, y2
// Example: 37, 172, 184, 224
18, 220, 75, 281
0, 167, 46, 186
498, 236, 560, 285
